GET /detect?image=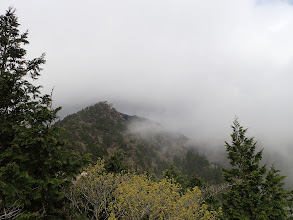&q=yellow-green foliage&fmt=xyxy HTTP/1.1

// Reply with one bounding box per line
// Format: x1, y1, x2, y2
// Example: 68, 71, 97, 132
67, 159, 220, 219
111, 174, 219, 219
66, 158, 120, 219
